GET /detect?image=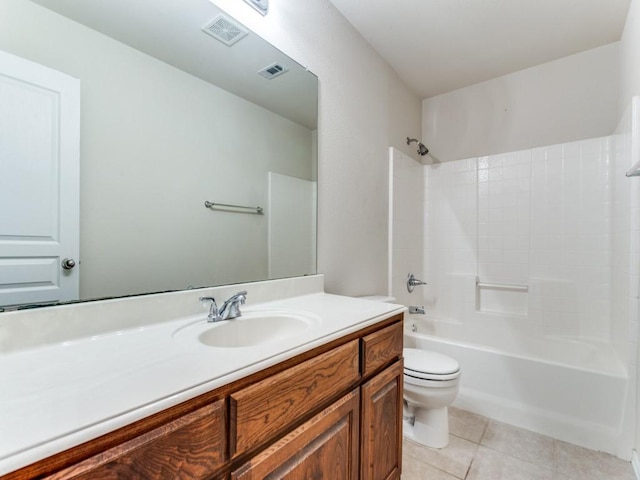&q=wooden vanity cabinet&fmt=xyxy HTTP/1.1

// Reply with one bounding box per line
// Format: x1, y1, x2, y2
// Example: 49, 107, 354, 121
360, 321, 404, 480
361, 361, 403, 480
229, 340, 361, 459
44, 400, 228, 480
231, 389, 361, 480
4, 313, 403, 480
